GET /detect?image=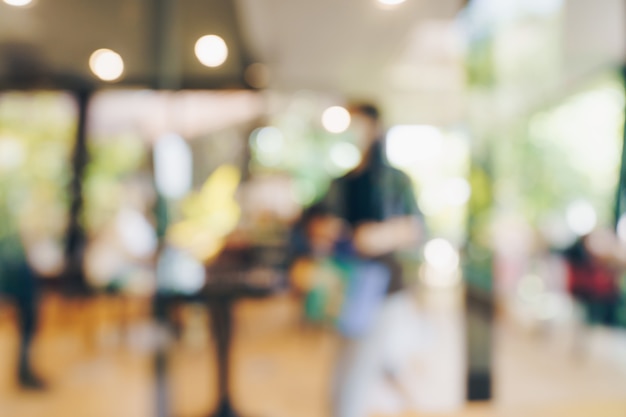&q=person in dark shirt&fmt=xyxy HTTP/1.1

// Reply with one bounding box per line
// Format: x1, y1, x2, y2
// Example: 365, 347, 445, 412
291, 103, 424, 417
0, 235, 45, 389
563, 230, 619, 326
322, 103, 423, 291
